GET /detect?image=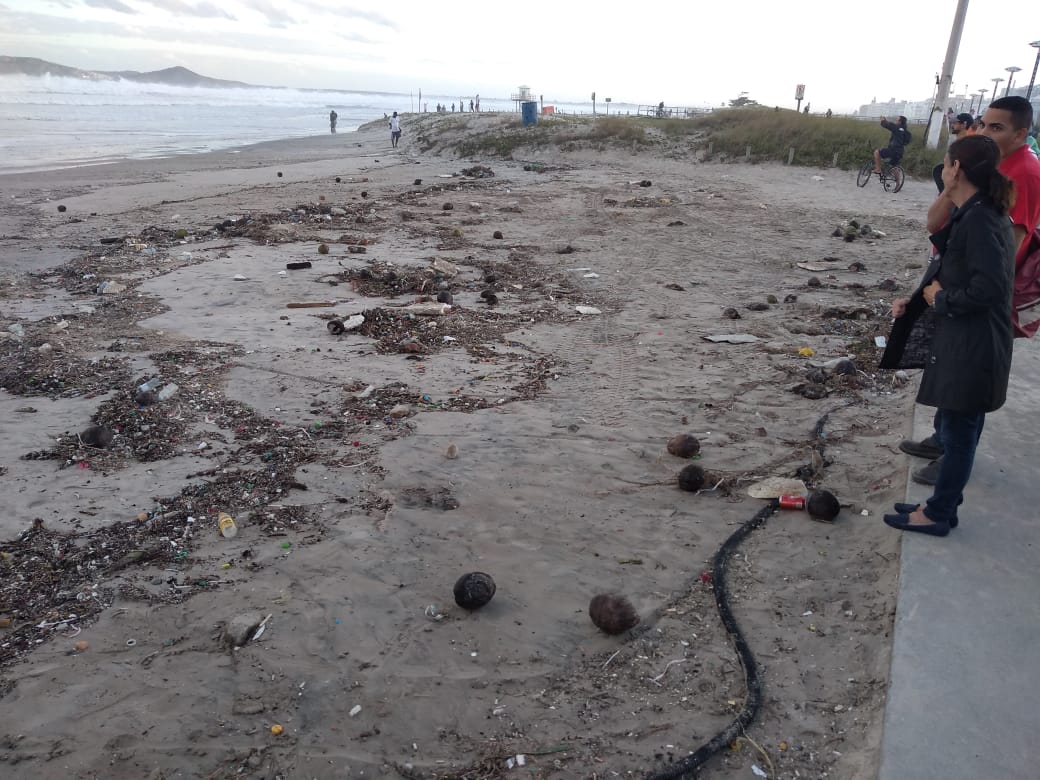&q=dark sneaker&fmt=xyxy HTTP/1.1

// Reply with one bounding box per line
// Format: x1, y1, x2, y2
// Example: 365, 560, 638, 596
899, 434, 944, 460
912, 457, 942, 486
